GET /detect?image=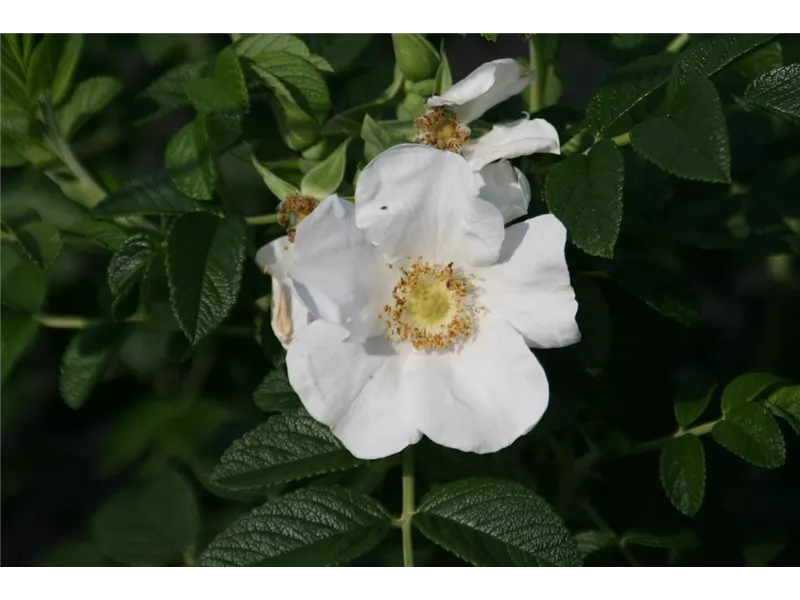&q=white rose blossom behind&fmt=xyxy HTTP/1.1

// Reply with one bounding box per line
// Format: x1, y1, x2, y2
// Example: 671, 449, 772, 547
285, 144, 580, 459
415, 58, 561, 223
